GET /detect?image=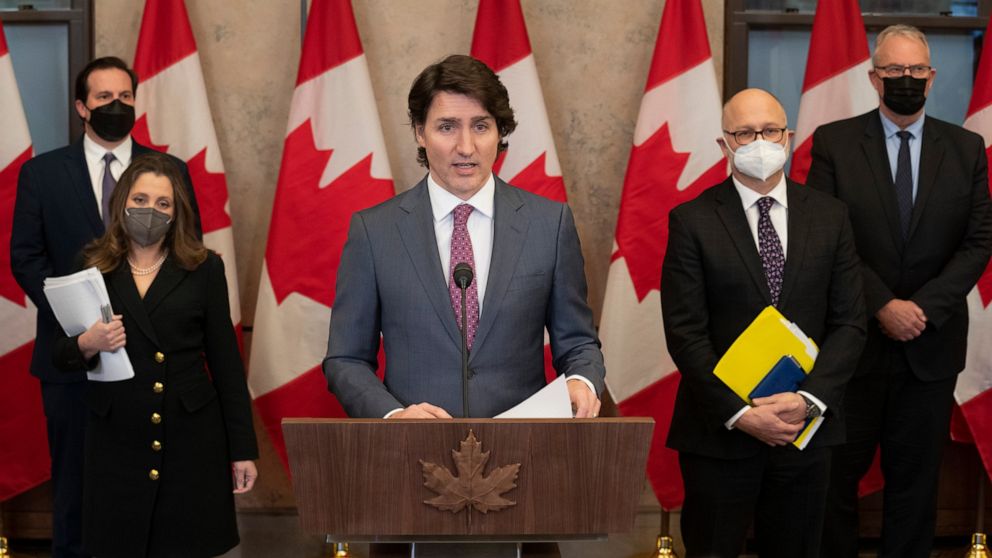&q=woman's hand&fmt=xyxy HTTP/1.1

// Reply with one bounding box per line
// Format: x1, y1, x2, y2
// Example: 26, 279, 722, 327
77, 315, 125, 360
232, 460, 257, 494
